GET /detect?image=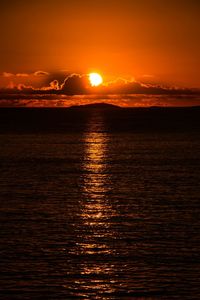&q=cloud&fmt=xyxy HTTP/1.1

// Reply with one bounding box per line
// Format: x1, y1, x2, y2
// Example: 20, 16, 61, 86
61, 74, 89, 95
49, 80, 59, 90
100, 79, 189, 95
34, 71, 49, 76
16, 73, 29, 77
0, 70, 52, 89
142, 74, 155, 79
43, 70, 70, 87
2, 72, 14, 77
2, 70, 49, 78
1, 71, 200, 98
41, 80, 60, 91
